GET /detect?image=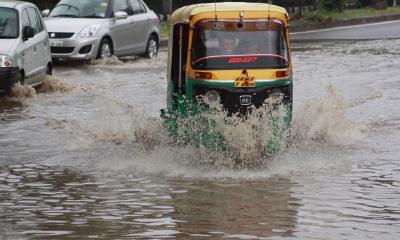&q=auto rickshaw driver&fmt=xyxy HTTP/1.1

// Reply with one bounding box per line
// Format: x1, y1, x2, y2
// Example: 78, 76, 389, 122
221, 38, 237, 55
